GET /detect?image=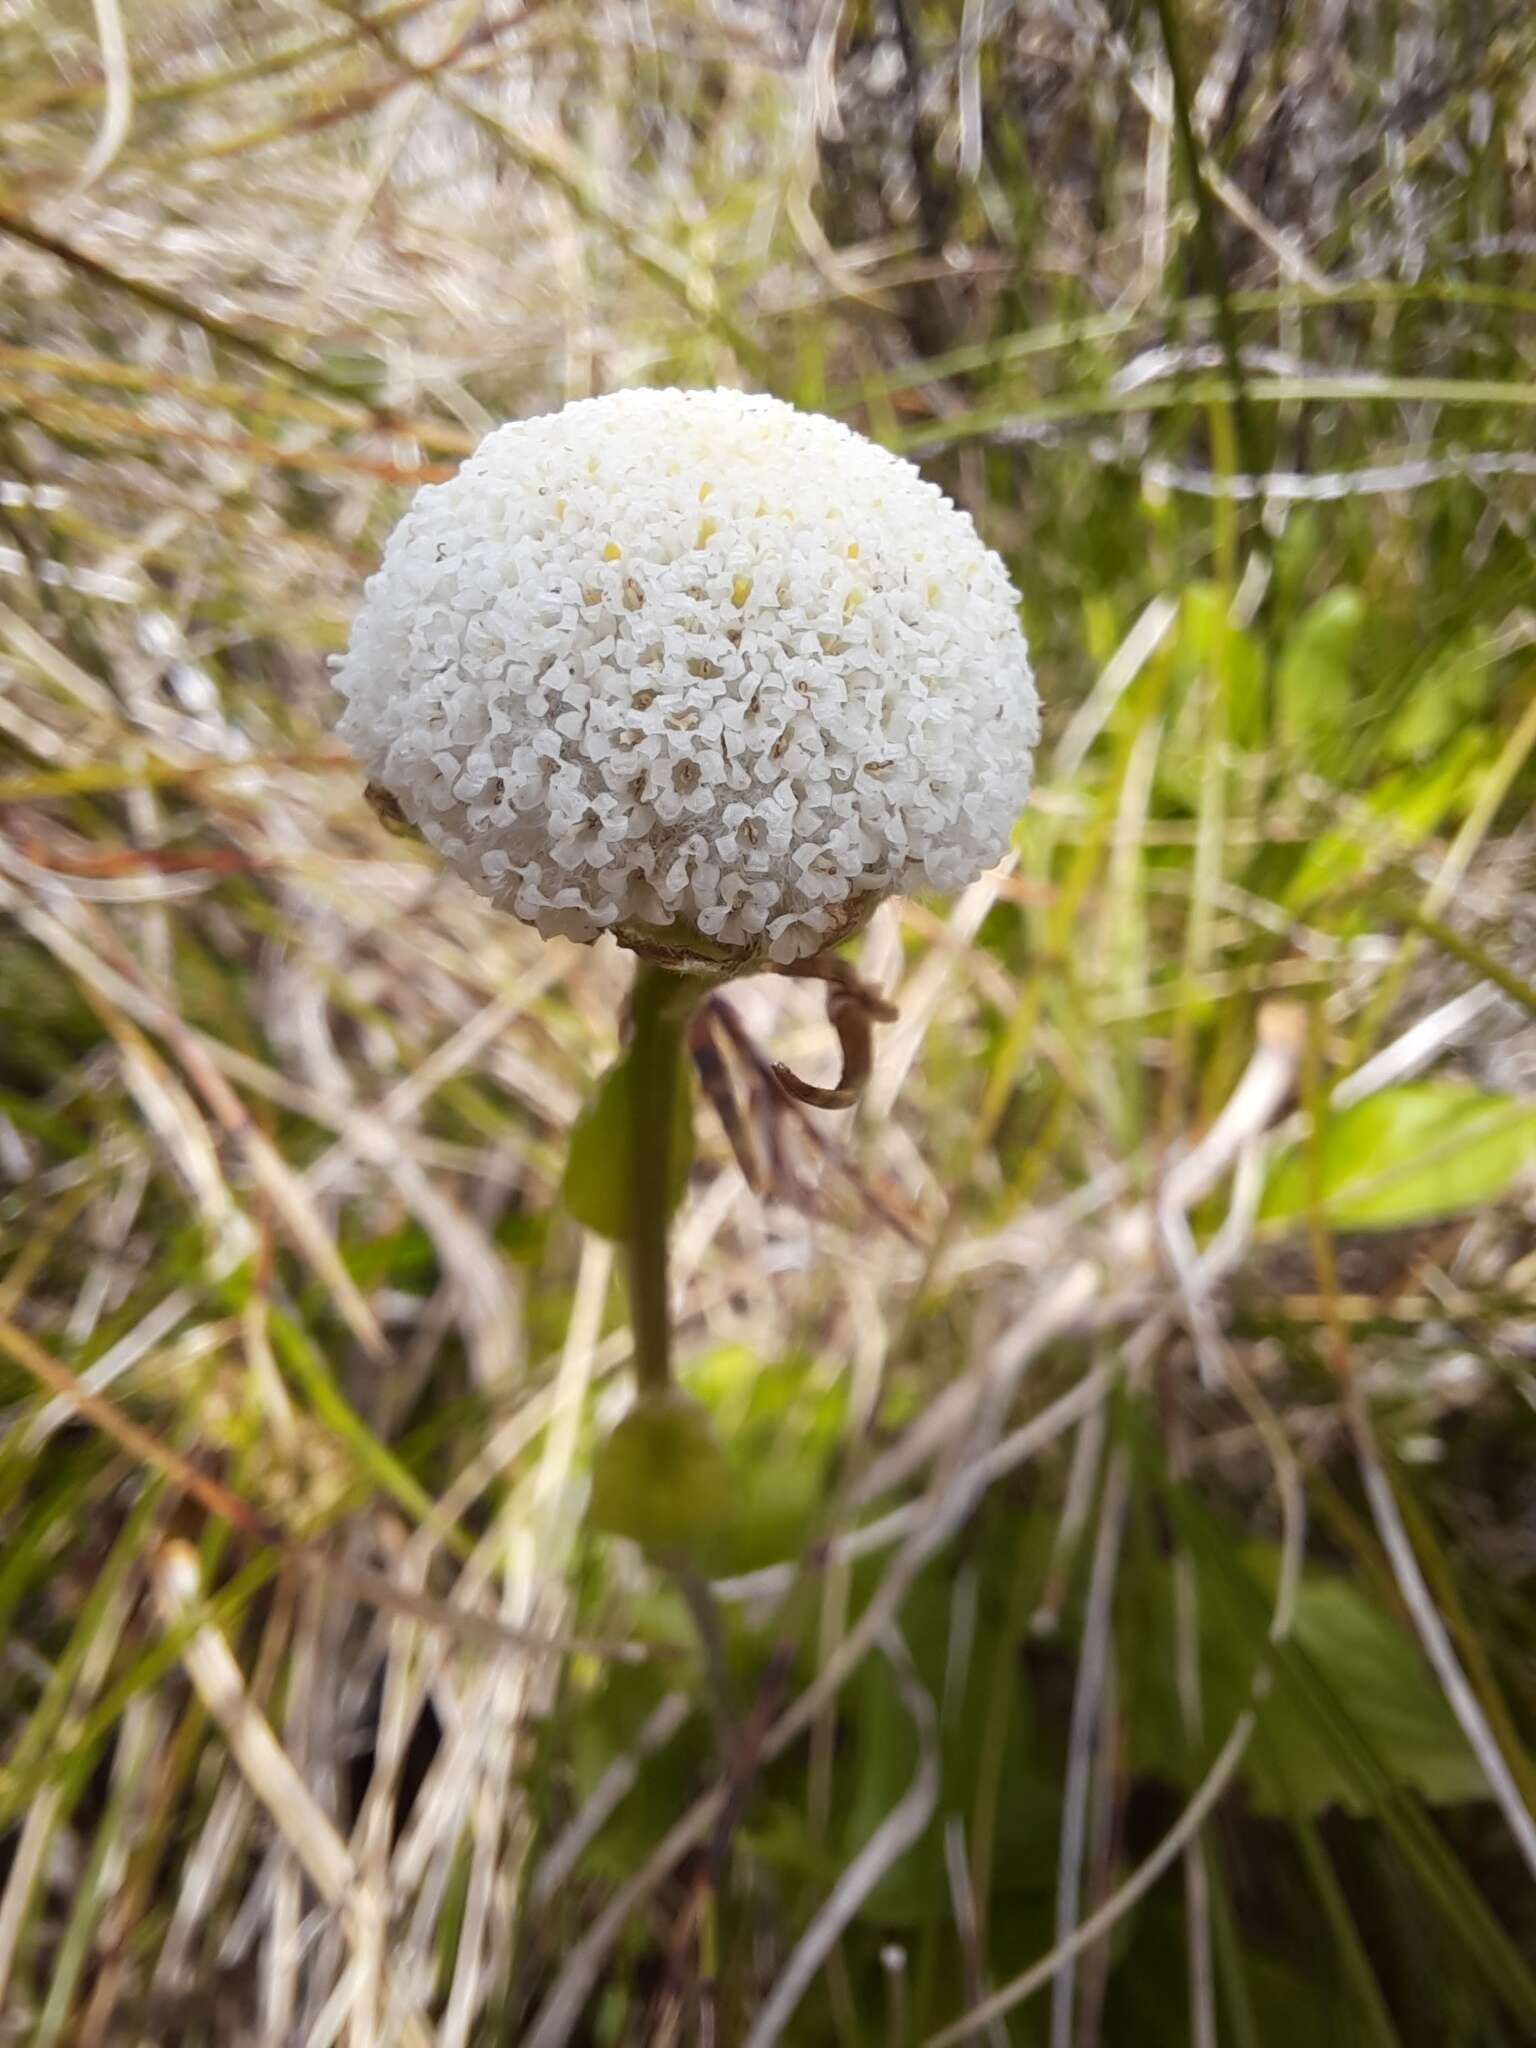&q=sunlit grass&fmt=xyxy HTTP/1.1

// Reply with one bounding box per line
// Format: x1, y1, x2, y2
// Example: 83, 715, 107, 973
1, 1, 1534, 2042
